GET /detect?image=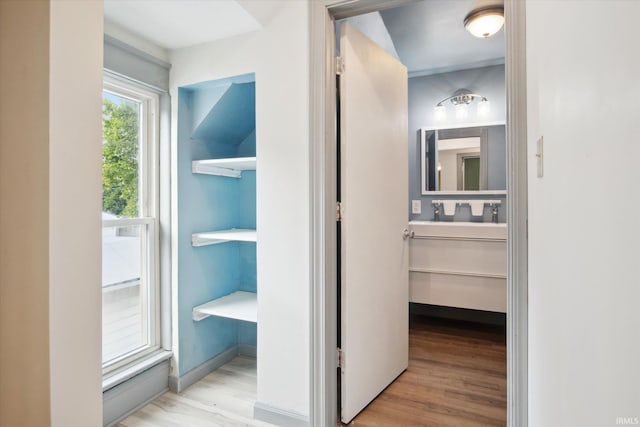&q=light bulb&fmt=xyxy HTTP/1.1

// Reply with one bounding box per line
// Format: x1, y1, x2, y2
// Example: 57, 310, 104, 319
434, 105, 446, 121
455, 103, 468, 120
477, 99, 490, 116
